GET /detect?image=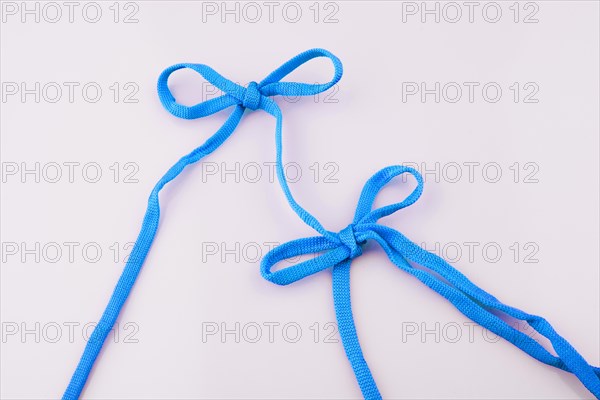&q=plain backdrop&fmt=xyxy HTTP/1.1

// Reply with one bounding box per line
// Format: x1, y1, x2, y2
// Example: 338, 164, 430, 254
1, 1, 599, 399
